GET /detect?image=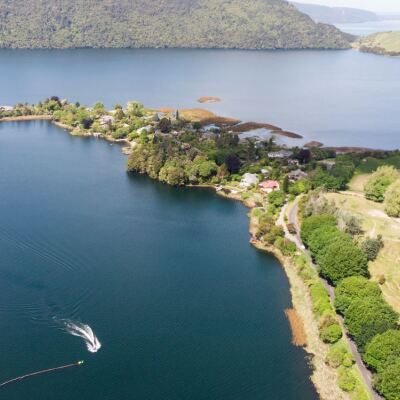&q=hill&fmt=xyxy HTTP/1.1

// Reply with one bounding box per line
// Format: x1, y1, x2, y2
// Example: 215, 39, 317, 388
357, 31, 400, 56
0, 0, 352, 49
292, 2, 379, 24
